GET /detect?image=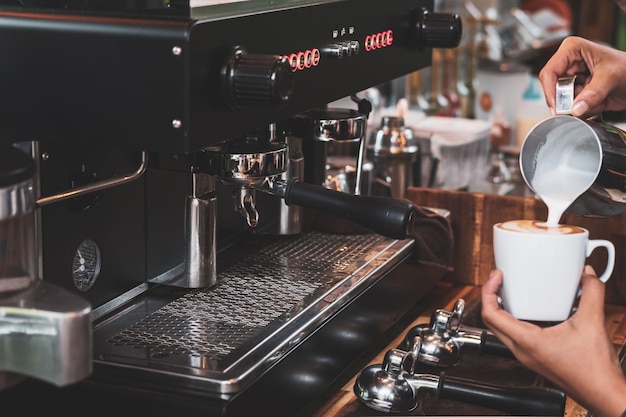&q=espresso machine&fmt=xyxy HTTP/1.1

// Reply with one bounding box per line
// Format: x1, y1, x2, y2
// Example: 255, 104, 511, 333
0, 1, 462, 415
